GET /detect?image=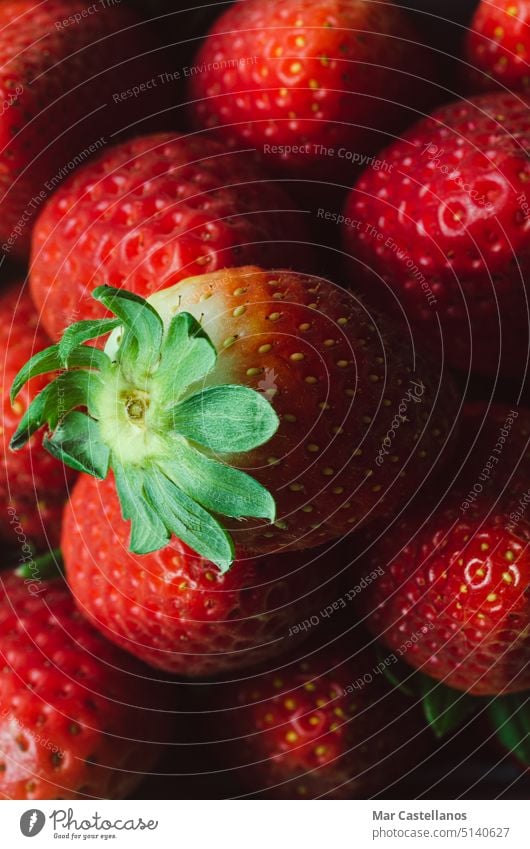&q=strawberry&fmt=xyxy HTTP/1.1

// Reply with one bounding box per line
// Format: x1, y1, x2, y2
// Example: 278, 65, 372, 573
203, 638, 428, 798
11, 266, 457, 568
466, 0, 530, 93
186, 0, 436, 181
0, 568, 174, 799
358, 404, 530, 696
30, 132, 312, 341
62, 472, 337, 676
0, 0, 173, 258
343, 91, 530, 378
0, 283, 75, 551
